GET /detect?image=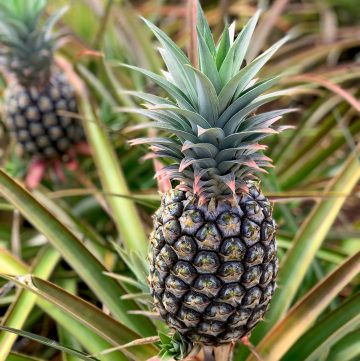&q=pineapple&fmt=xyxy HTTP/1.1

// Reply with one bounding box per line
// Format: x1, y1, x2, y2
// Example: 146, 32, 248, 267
0, 0, 83, 160
127, 5, 292, 351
